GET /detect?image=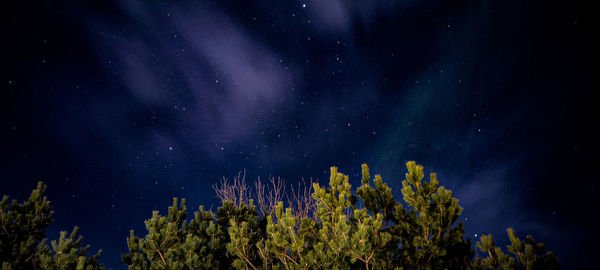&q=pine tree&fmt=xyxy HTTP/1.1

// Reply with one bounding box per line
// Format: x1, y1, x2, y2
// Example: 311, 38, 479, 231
392, 161, 473, 269
124, 161, 559, 269
221, 200, 265, 270
35, 227, 104, 270
0, 182, 104, 270
225, 162, 473, 270
122, 198, 228, 269
474, 228, 559, 270
2, 162, 559, 269
122, 199, 265, 269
